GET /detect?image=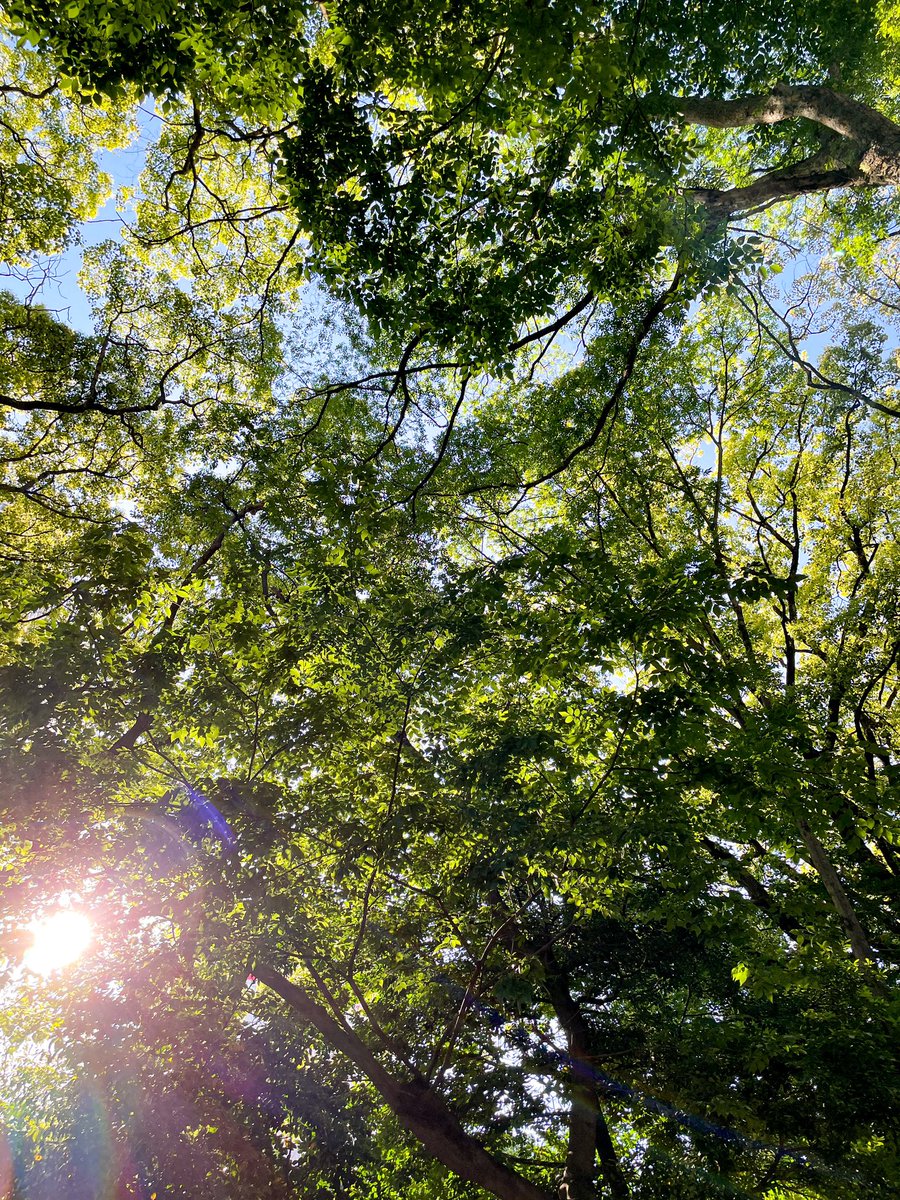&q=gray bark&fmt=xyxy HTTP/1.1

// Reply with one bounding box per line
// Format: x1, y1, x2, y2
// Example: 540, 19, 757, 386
650, 83, 900, 216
